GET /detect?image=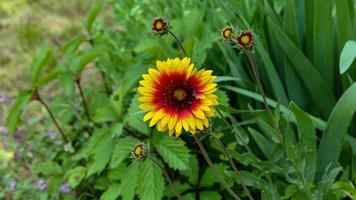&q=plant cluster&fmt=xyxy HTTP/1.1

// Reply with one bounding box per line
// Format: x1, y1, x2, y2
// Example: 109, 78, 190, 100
1, 0, 356, 200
